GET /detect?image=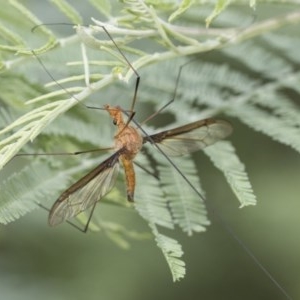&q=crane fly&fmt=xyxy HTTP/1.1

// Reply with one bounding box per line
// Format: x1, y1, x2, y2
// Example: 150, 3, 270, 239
48, 104, 232, 227
22, 24, 233, 229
